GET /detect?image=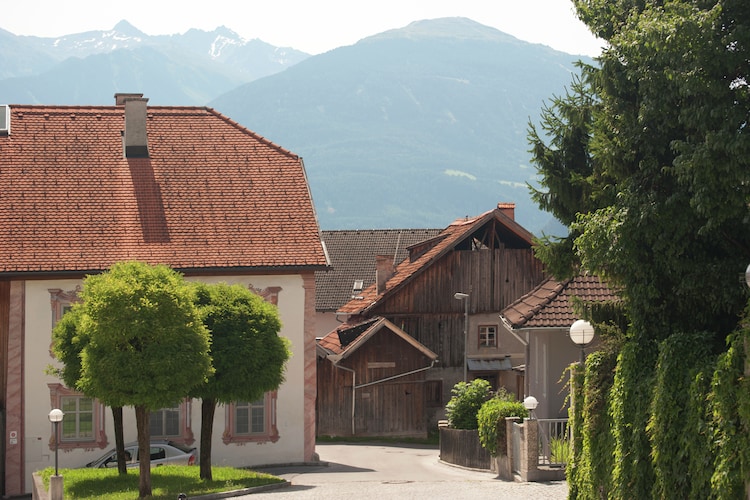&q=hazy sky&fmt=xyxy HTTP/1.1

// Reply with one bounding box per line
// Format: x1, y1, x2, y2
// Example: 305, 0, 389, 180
1, 0, 605, 56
